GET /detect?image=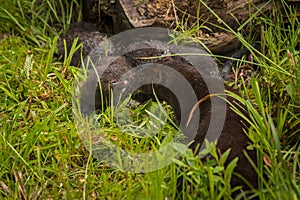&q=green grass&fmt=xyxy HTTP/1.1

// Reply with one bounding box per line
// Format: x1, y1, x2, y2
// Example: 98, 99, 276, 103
0, 0, 299, 199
